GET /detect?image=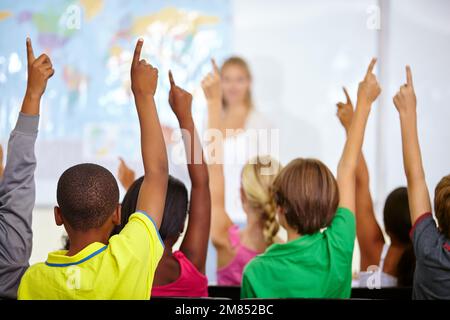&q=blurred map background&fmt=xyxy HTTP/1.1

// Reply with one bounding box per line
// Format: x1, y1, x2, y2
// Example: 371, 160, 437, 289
0, 0, 230, 161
